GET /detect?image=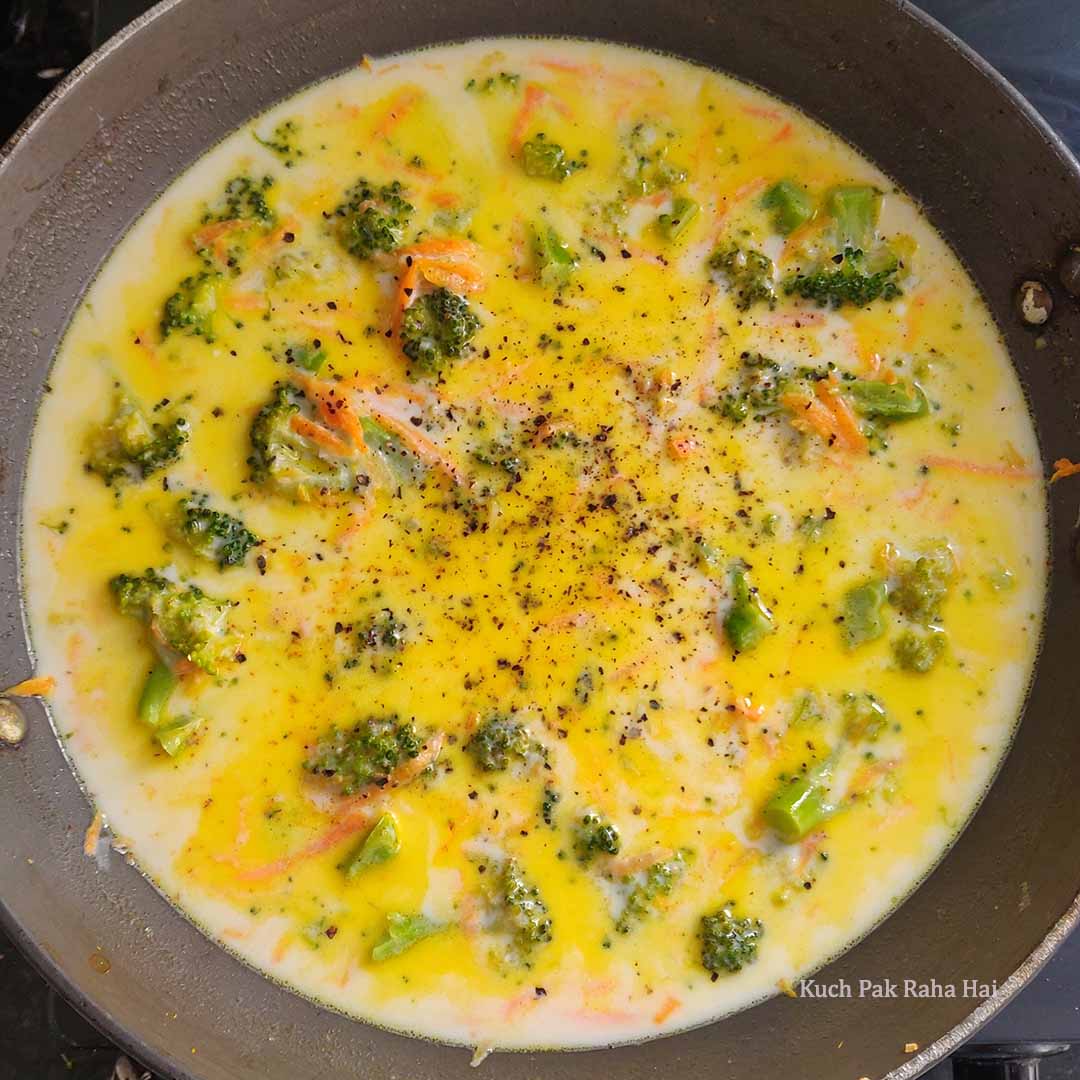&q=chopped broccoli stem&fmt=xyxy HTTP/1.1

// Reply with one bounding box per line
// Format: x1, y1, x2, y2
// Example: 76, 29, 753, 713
848, 379, 928, 420
304, 716, 422, 794
782, 247, 900, 309
890, 542, 955, 625
341, 812, 400, 879
616, 852, 689, 934
110, 569, 238, 674
521, 134, 585, 181
841, 578, 889, 650
283, 342, 327, 374
842, 691, 889, 742
137, 662, 177, 729
400, 287, 481, 378
371, 912, 445, 961
497, 857, 552, 959
723, 566, 775, 653
620, 121, 687, 195
700, 905, 764, 974
173, 494, 259, 569
86, 391, 189, 486
825, 184, 880, 250
161, 271, 221, 341
893, 627, 947, 673
466, 714, 535, 772
203, 174, 275, 225
532, 224, 578, 289
573, 812, 621, 863
761, 179, 815, 235
248, 382, 359, 498
359, 416, 426, 483
655, 196, 700, 241
332, 177, 413, 260
155, 714, 203, 757
763, 775, 829, 842
708, 245, 776, 310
